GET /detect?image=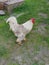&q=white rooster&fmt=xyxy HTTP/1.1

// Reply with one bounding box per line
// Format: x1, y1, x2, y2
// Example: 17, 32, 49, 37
6, 16, 35, 45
